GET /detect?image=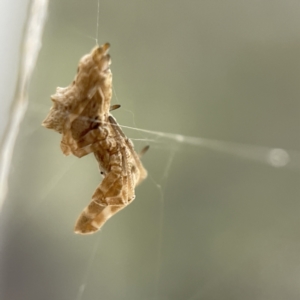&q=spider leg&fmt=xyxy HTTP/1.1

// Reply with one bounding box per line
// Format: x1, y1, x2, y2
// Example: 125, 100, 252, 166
63, 124, 115, 158
139, 145, 150, 157
76, 126, 109, 148
72, 136, 117, 158
110, 104, 121, 111
108, 115, 148, 184
120, 145, 135, 203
